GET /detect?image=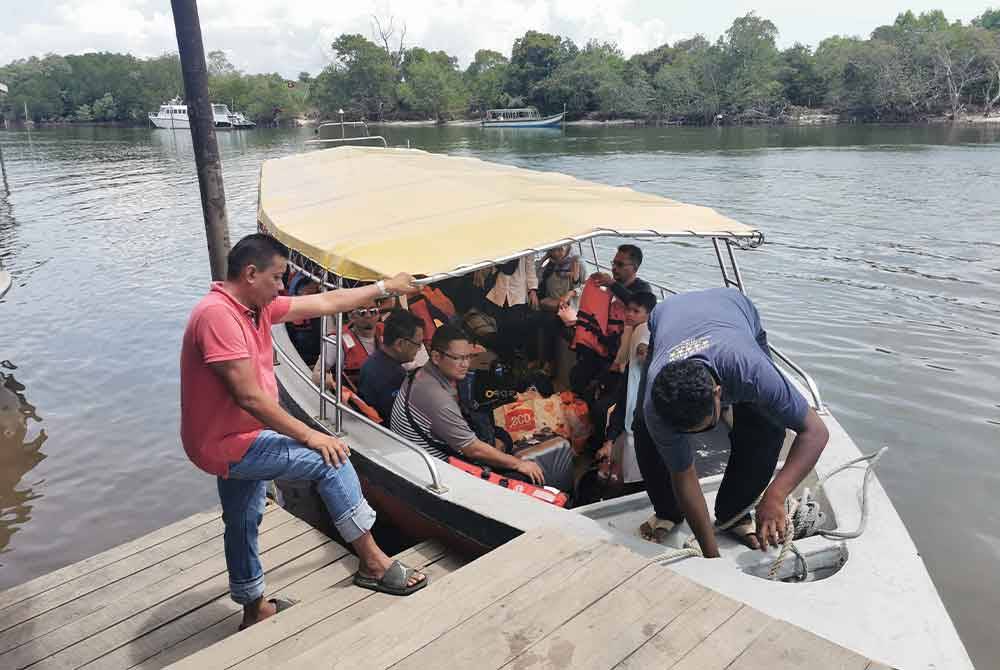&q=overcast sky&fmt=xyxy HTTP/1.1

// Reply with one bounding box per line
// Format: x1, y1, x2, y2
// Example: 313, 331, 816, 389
2, 0, 995, 78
